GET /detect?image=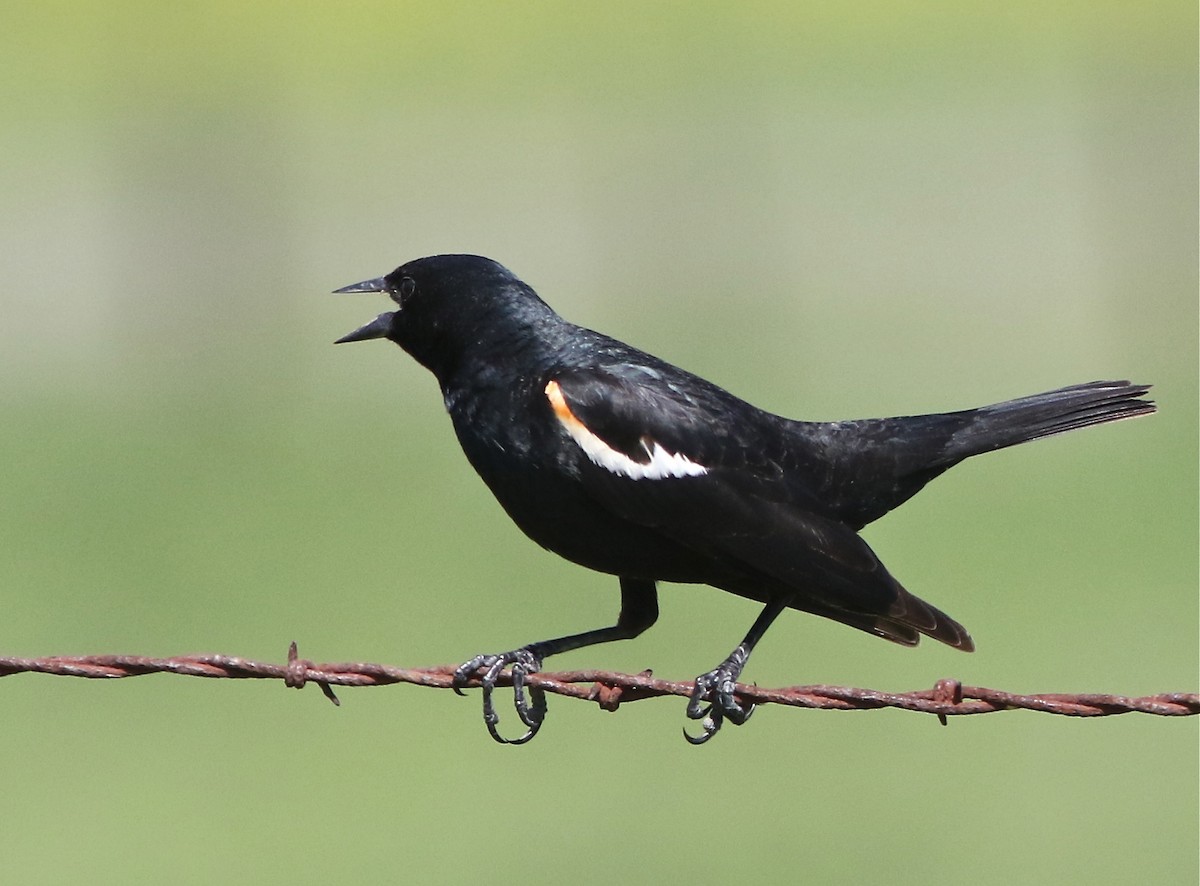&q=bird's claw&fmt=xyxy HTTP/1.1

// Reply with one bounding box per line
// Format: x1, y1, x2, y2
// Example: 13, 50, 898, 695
683, 662, 753, 745
452, 648, 547, 744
